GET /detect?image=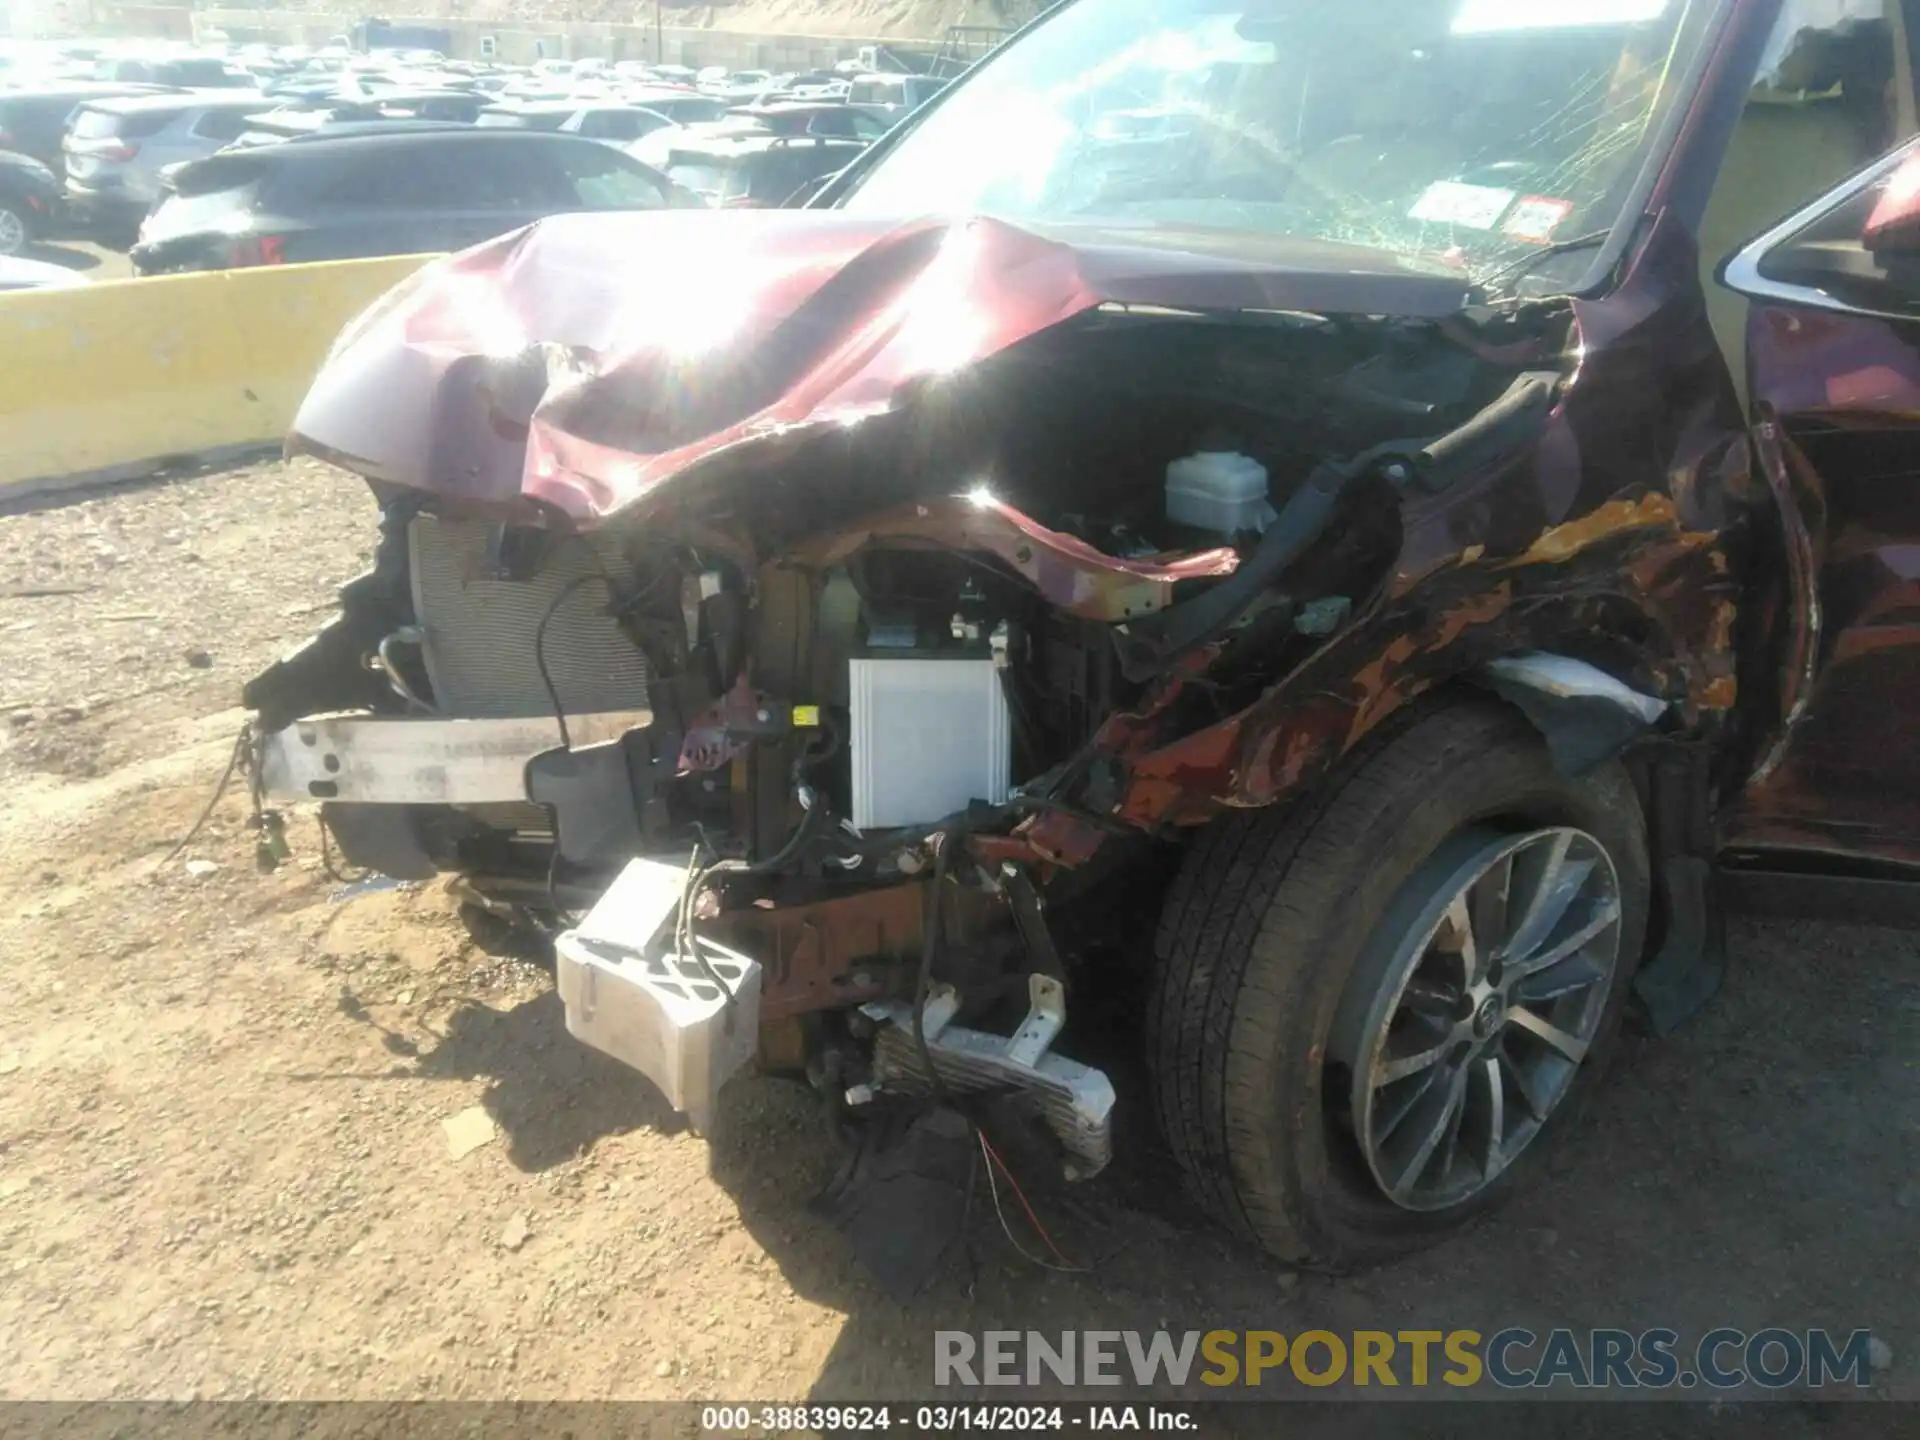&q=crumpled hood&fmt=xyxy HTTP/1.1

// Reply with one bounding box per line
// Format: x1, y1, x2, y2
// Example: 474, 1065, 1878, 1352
291, 209, 1473, 525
